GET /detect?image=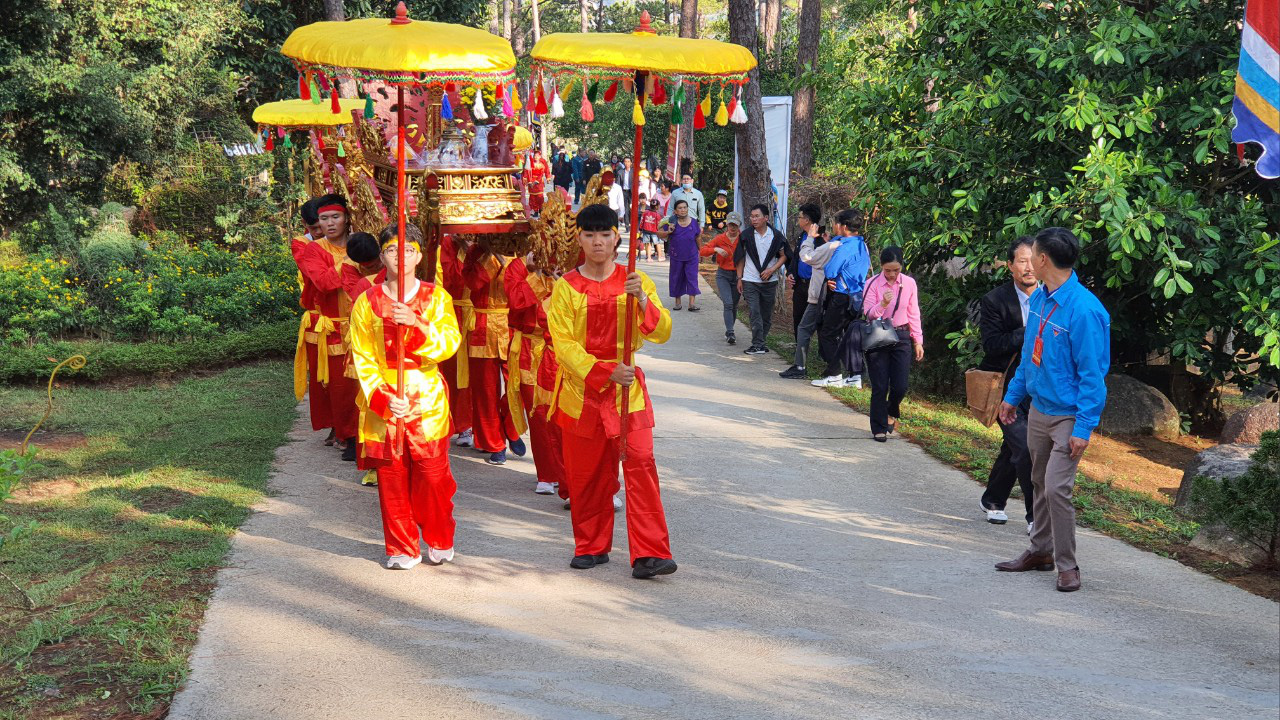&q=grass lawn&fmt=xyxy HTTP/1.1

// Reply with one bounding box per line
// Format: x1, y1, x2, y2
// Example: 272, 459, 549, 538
0, 361, 297, 718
